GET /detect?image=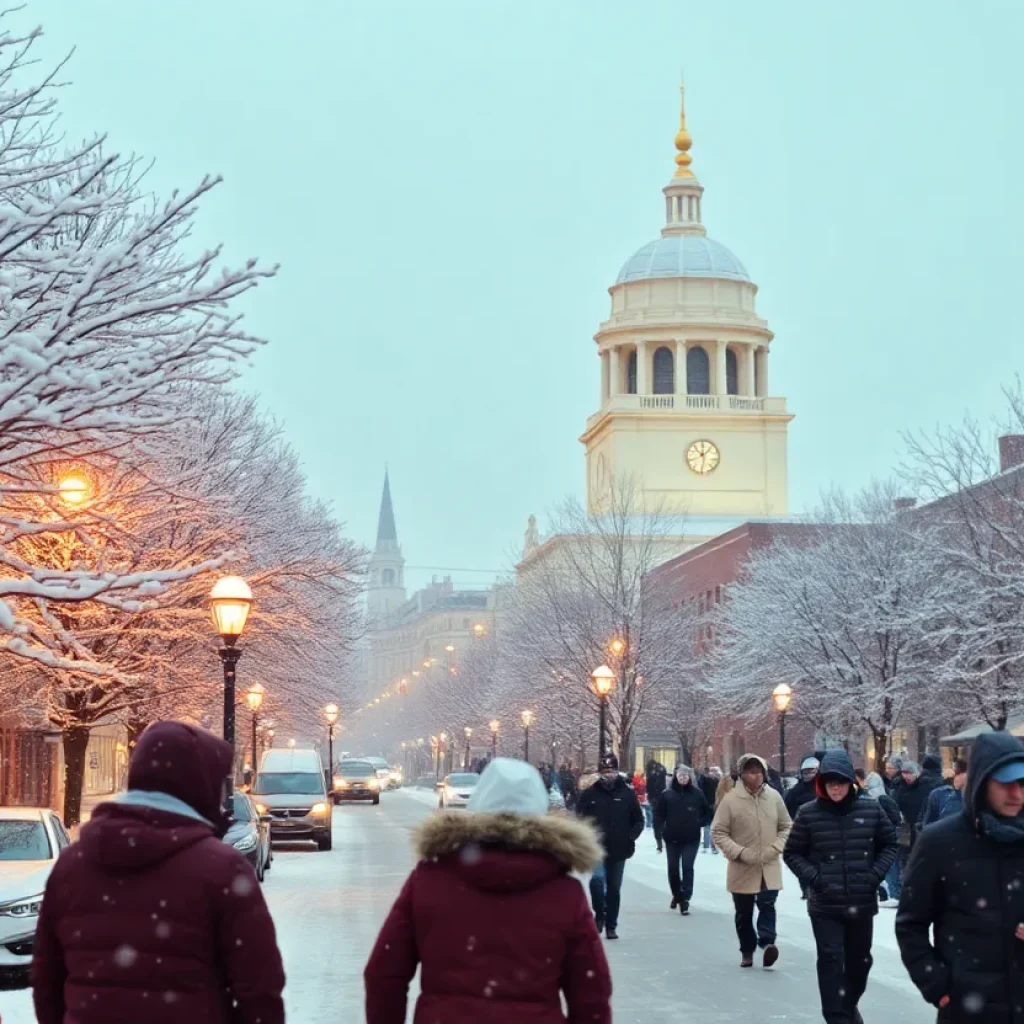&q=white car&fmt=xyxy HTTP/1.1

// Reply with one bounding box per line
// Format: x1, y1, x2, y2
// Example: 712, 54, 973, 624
0, 808, 71, 978
439, 773, 480, 809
